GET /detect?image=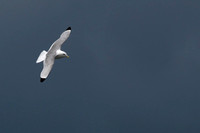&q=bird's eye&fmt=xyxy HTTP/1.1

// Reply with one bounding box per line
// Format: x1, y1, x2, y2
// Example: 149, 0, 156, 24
63, 54, 65, 55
